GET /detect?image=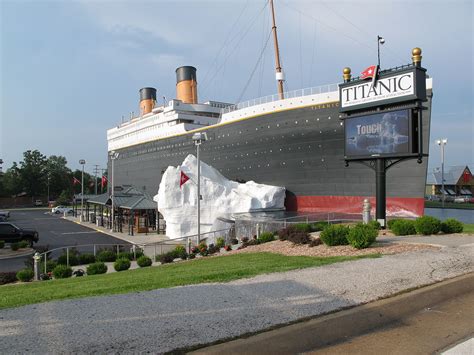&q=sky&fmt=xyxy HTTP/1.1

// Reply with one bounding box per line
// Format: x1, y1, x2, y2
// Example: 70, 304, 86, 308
1, 0, 473, 175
